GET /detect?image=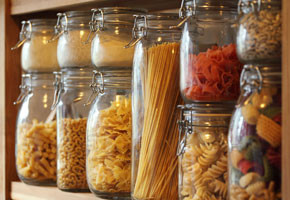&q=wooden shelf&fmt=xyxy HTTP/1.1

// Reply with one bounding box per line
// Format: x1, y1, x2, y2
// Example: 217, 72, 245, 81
11, 182, 102, 200
10, 0, 181, 15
